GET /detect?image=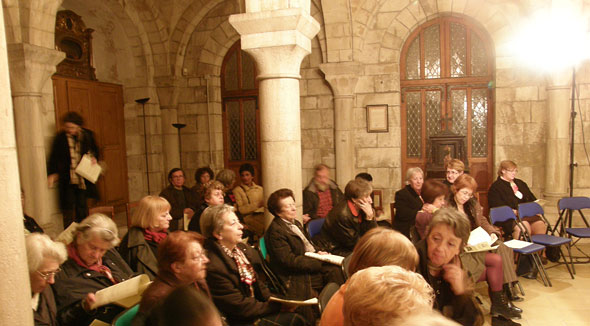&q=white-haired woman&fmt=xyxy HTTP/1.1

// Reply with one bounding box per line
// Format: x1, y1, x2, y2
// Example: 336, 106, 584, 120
394, 167, 429, 238
118, 195, 172, 280
26, 233, 68, 326
53, 214, 134, 326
